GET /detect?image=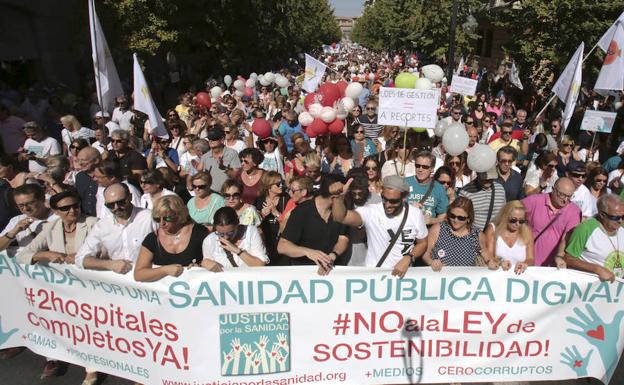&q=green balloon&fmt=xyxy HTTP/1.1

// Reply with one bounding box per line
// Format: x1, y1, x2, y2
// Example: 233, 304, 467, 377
395, 72, 417, 89
412, 127, 427, 132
